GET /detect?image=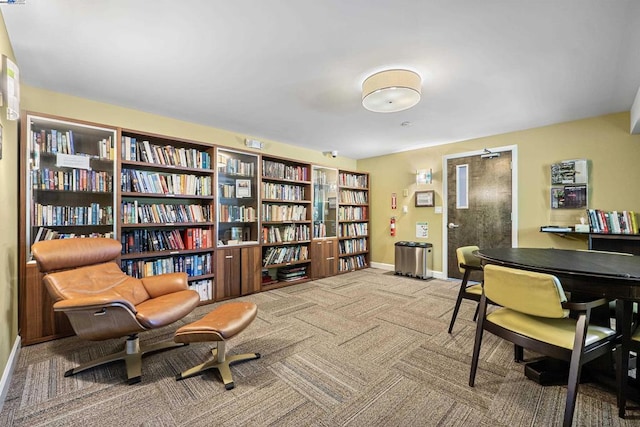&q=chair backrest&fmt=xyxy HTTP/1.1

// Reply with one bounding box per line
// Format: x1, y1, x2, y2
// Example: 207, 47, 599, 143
483, 264, 568, 318
32, 237, 122, 272
456, 246, 481, 273
32, 237, 151, 306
